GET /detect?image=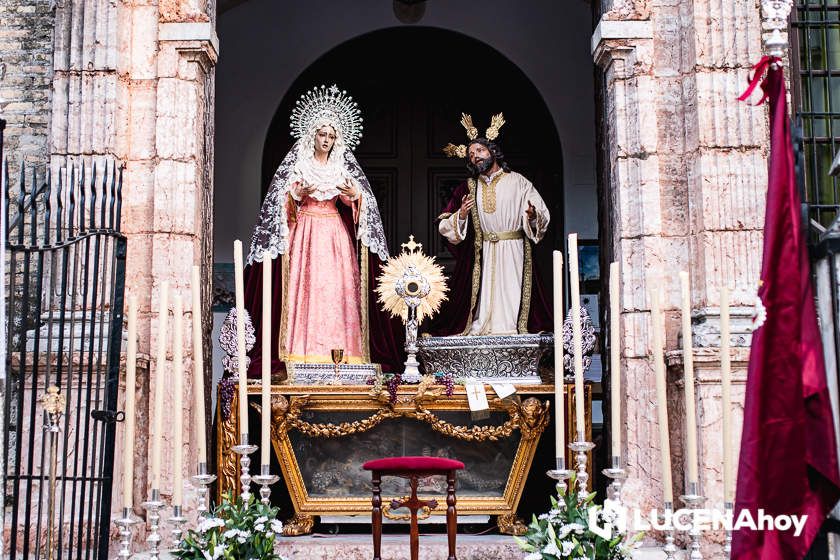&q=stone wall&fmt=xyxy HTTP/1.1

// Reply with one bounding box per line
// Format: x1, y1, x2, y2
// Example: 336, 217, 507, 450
0, 0, 54, 169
